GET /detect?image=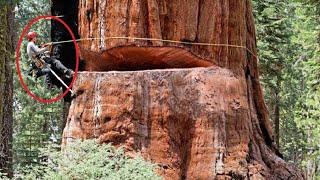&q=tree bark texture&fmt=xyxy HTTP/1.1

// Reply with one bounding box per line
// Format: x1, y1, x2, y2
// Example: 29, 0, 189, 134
0, 1, 14, 178
76, 1, 274, 147
60, 0, 304, 179
274, 91, 280, 149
